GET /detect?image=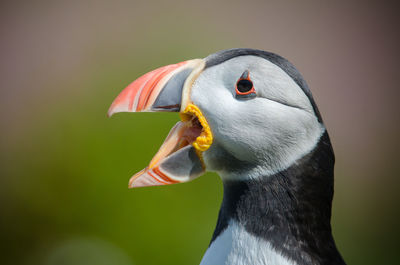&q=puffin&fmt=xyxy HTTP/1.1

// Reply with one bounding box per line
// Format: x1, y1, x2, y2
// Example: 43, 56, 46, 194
108, 48, 346, 265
